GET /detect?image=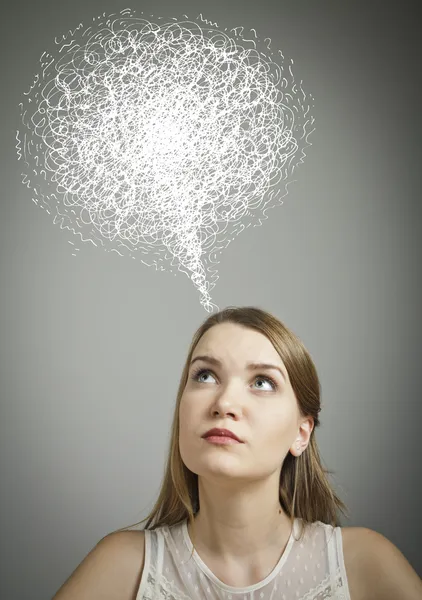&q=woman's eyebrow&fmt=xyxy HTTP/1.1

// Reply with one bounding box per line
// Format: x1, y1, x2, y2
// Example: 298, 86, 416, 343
189, 355, 286, 381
